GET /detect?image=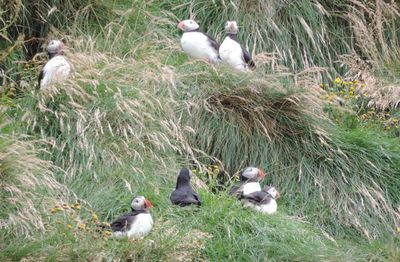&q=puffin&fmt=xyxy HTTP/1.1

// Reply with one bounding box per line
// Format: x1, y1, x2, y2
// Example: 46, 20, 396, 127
241, 186, 280, 215
38, 39, 71, 88
229, 167, 266, 197
170, 168, 201, 206
177, 19, 220, 63
110, 196, 154, 241
219, 21, 255, 71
